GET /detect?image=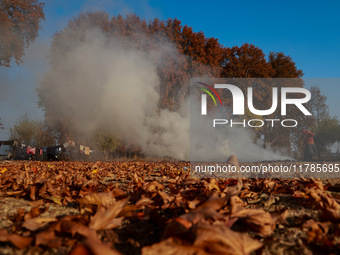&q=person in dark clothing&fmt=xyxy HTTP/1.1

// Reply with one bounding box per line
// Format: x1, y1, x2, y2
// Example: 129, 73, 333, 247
302, 129, 317, 161
46, 146, 58, 161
